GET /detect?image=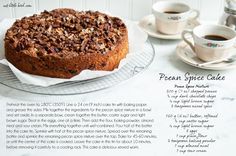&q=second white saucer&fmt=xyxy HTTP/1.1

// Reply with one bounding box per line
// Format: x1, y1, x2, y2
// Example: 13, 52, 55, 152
138, 14, 200, 40
176, 40, 236, 70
